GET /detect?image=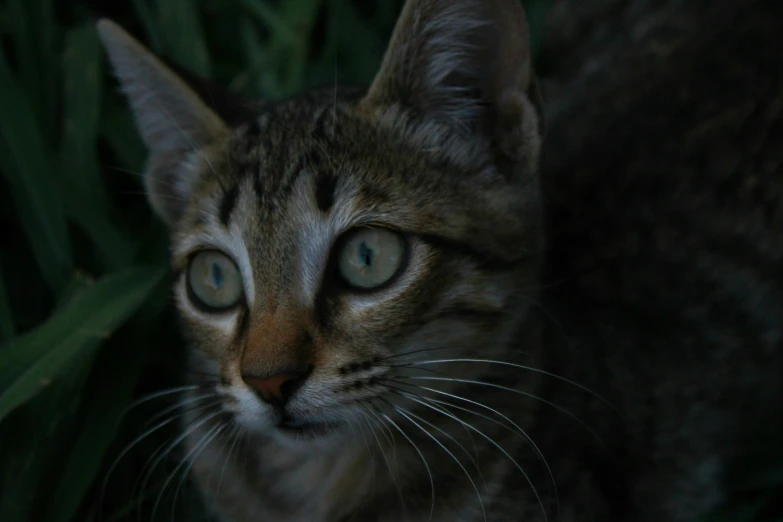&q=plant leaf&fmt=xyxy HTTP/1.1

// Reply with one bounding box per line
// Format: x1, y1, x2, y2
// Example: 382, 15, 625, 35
0, 266, 164, 421
130, 0, 163, 51
44, 276, 170, 522
4, 0, 58, 136
0, 273, 13, 341
0, 349, 98, 522
156, 0, 211, 78
60, 22, 135, 270
100, 98, 146, 172
0, 48, 72, 292
61, 22, 107, 212
232, 0, 297, 46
